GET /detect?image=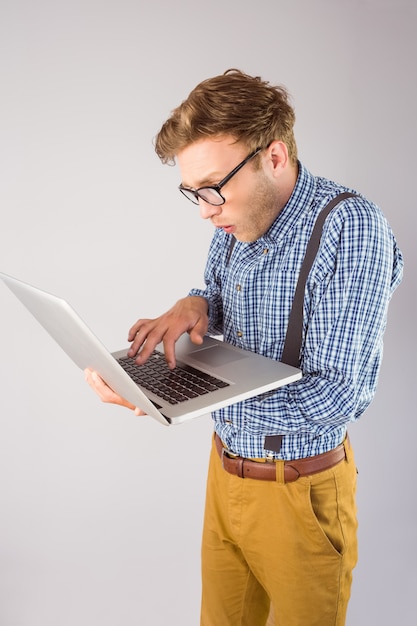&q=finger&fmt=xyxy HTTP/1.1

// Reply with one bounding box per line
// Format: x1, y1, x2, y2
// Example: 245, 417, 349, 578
128, 321, 167, 360
84, 368, 105, 392
84, 369, 144, 415
162, 337, 177, 369
126, 321, 149, 357
127, 330, 147, 358
189, 320, 207, 345
89, 371, 114, 401
127, 318, 151, 342
130, 332, 163, 364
